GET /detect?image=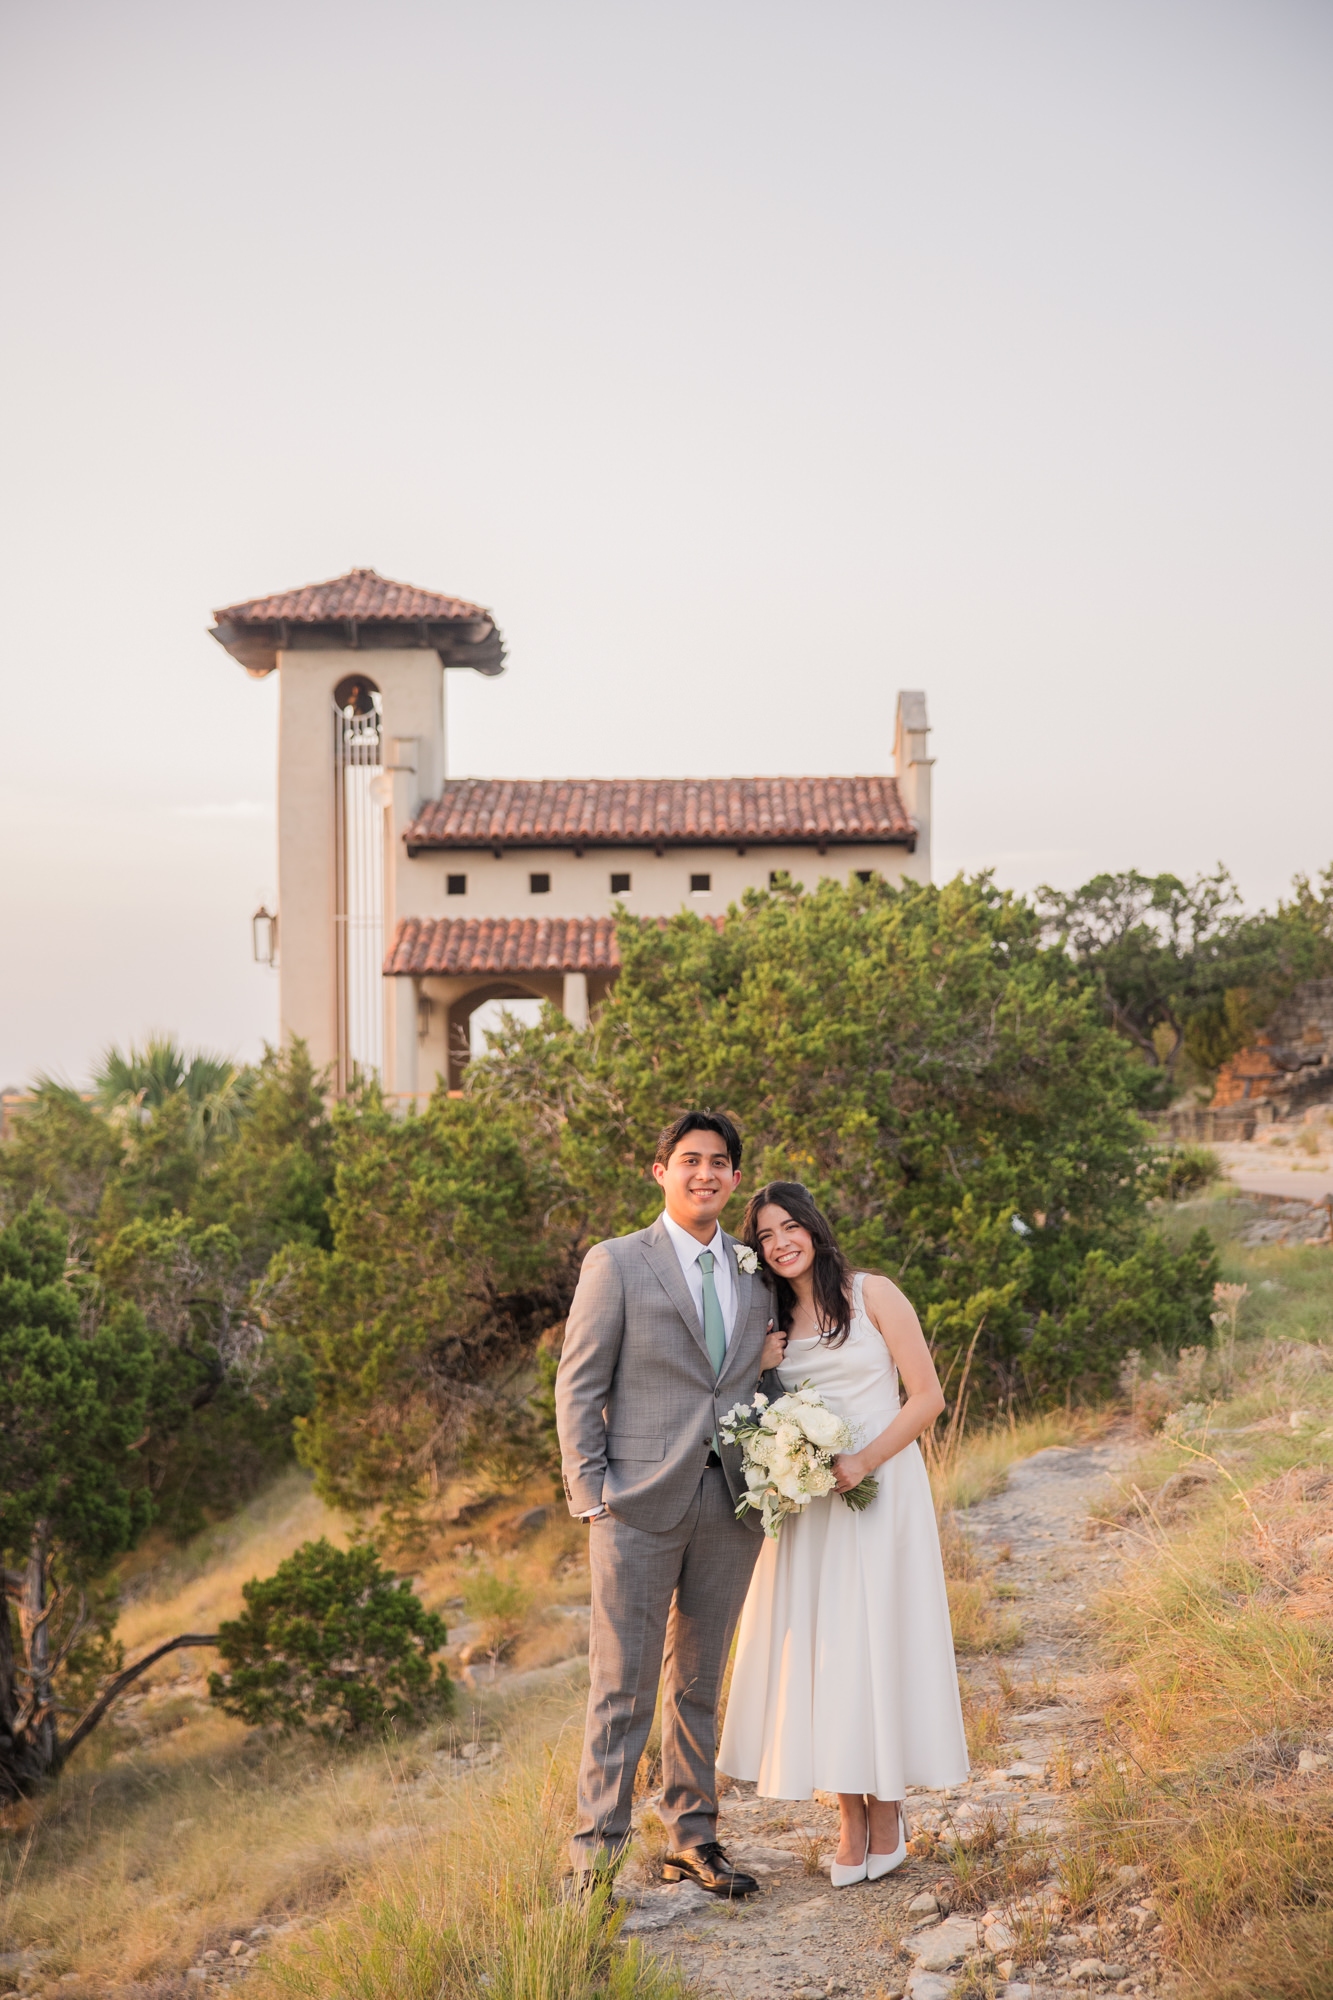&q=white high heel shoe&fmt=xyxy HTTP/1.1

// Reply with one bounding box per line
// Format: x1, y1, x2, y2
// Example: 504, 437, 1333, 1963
829, 1831, 868, 1889
866, 1807, 907, 1880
